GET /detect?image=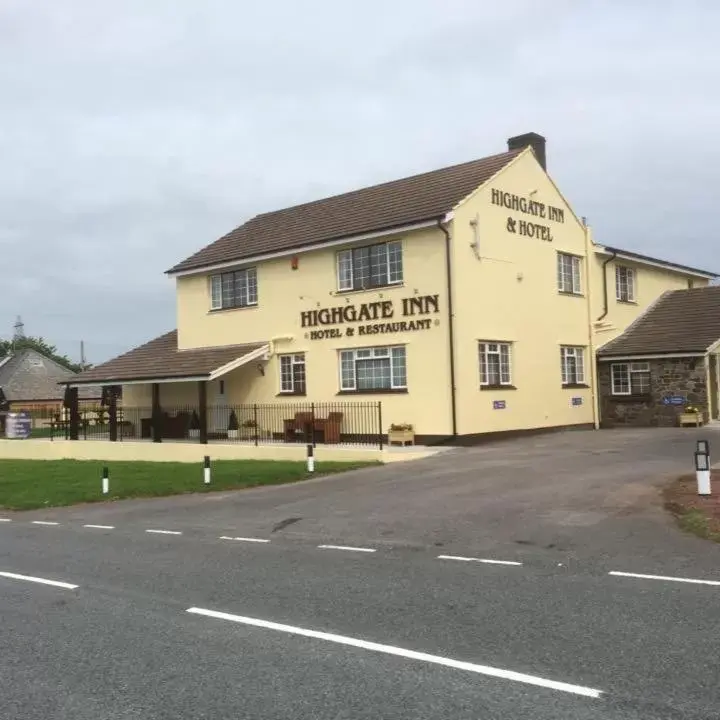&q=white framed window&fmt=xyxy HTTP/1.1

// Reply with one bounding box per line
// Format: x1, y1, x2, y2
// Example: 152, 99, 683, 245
478, 342, 512, 386
557, 252, 582, 294
279, 354, 306, 394
336, 240, 403, 291
209, 267, 258, 310
615, 265, 636, 302
611, 362, 650, 395
339, 345, 406, 391
560, 346, 586, 385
